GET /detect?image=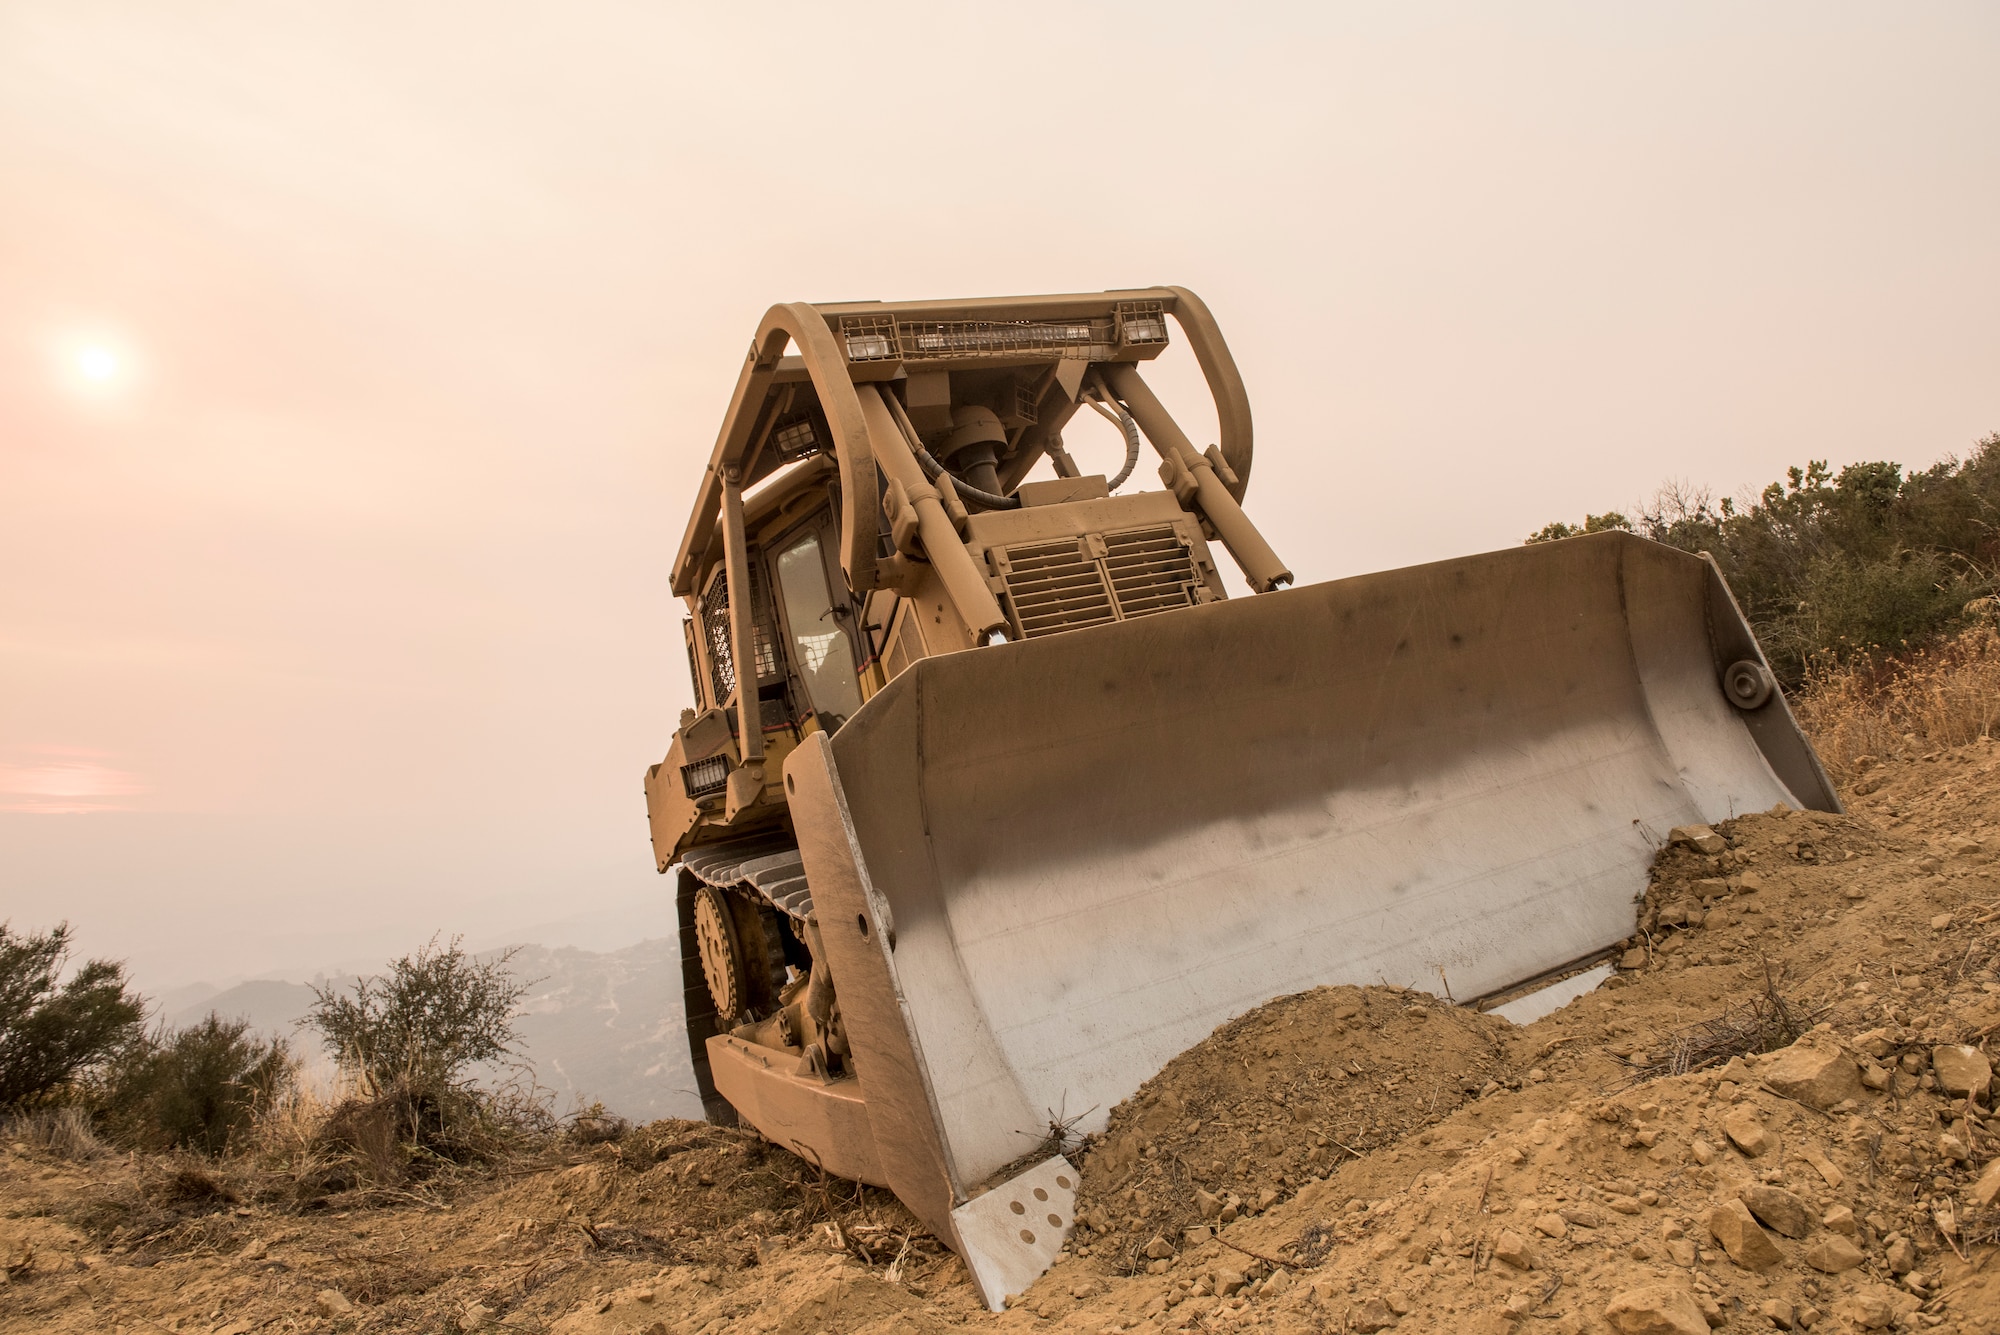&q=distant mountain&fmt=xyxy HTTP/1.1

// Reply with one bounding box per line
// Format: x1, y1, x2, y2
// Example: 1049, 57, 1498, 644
164, 938, 701, 1124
